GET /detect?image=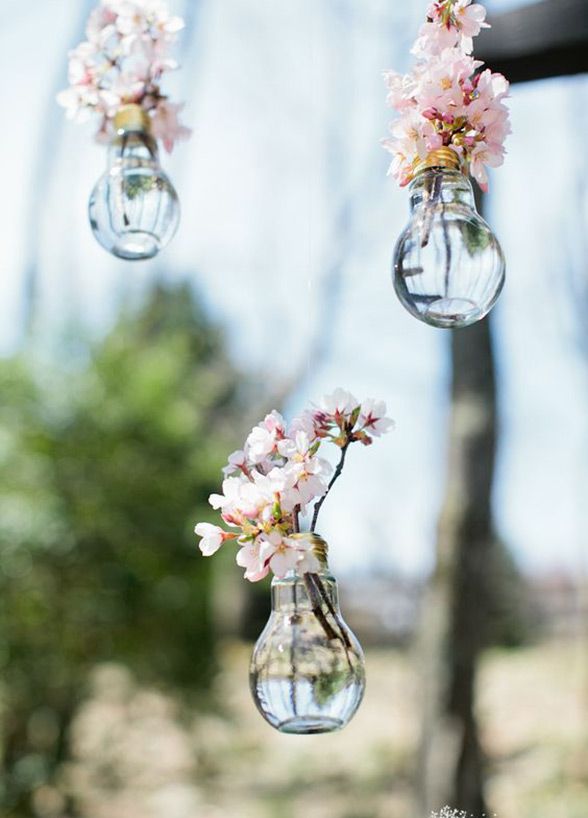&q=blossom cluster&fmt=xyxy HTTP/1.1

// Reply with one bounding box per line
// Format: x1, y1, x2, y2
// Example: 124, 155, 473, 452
195, 389, 394, 582
57, 0, 191, 152
383, 0, 511, 191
